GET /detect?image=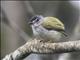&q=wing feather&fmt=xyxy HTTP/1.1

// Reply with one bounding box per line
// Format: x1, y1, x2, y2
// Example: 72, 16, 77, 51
41, 17, 65, 31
